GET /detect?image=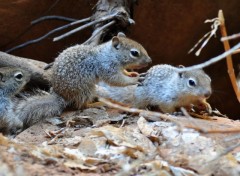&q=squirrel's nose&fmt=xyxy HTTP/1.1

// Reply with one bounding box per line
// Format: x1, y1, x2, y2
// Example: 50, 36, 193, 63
146, 57, 152, 64
204, 90, 212, 98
